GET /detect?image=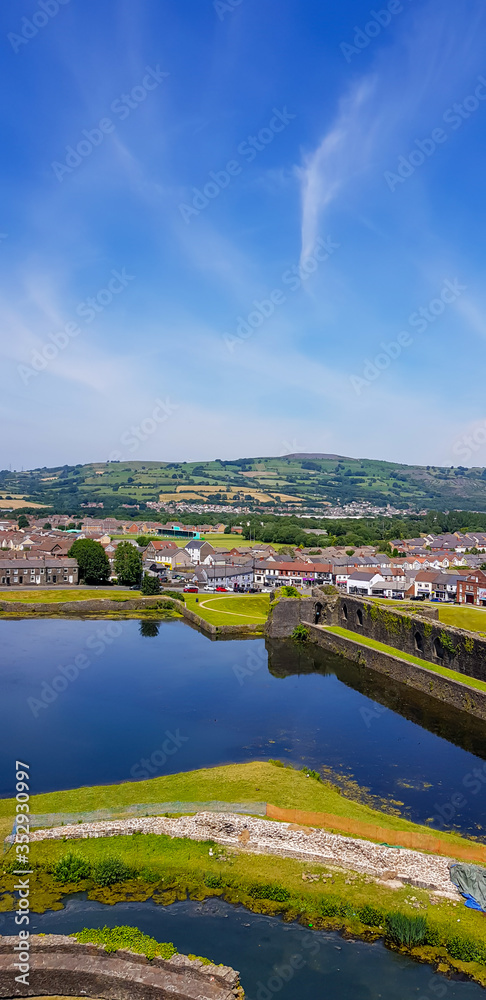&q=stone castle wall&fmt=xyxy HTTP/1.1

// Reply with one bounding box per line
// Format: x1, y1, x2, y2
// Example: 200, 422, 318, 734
0, 936, 241, 1000
307, 622, 486, 722
265, 591, 486, 684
